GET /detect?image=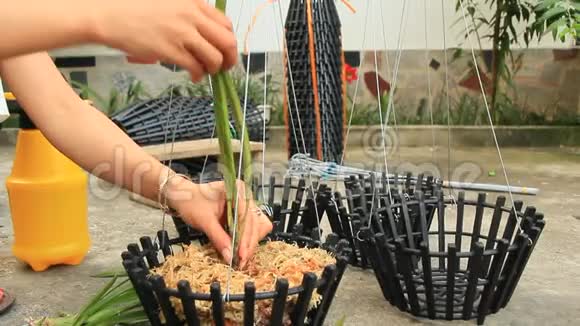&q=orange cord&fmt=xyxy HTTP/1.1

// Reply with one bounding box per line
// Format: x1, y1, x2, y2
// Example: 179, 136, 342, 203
340, 0, 356, 14
341, 50, 347, 152
243, 0, 276, 55
283, 37, 291, 158
306, 0, 323, 161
